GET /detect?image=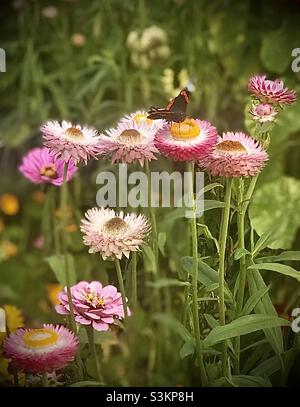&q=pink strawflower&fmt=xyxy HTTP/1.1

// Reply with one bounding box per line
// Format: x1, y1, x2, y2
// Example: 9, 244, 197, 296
199, 132, 268, 178
80, 207, 150, 259
99, 121, 159, 166
120, 110, 166, 130
250, 103, 278, 123
155, 118, 218, 161
248, 75, 297, 105
41, 120, 102, 165
33, 235, 44, 250
4, 324, 78, 374
19, 147, 77, 186
56, 281, 129, 331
